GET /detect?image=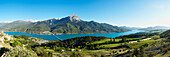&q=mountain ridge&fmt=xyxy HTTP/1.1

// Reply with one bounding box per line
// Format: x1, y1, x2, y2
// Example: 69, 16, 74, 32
2, 15, 129, 34
0, 20, 34, 30
139, 26, 170, 30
